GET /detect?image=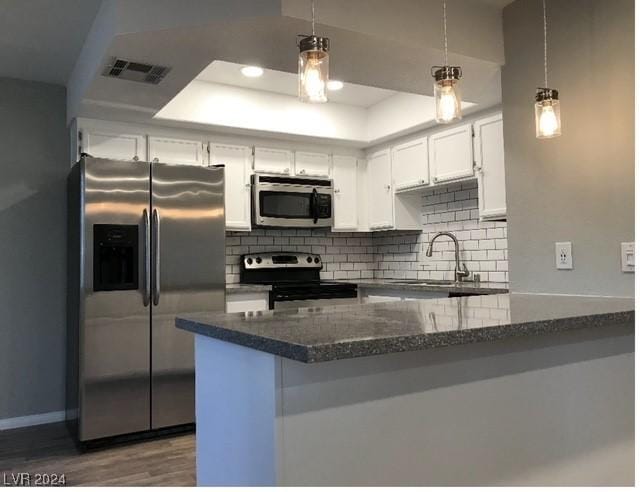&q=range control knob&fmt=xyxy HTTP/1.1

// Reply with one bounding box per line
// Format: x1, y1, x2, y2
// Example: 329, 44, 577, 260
255, 257, 262, 264
306, 256, 313, 263
314, 257, 320, 264
246, 258, 253, 265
